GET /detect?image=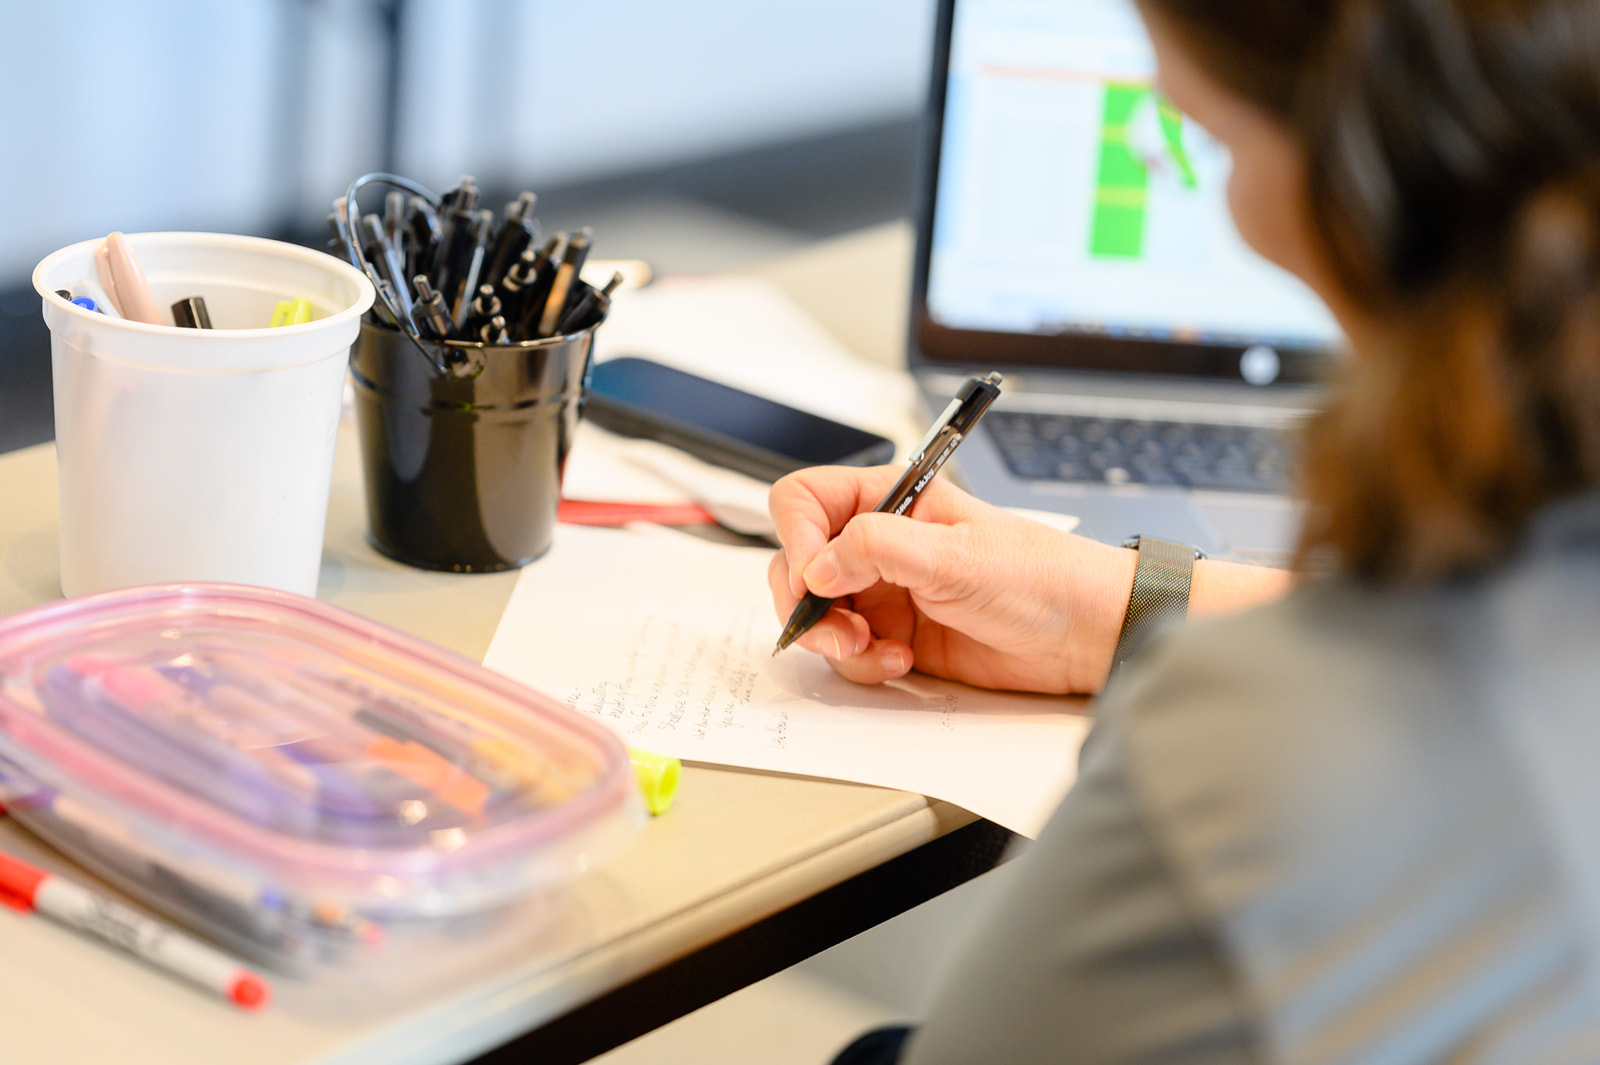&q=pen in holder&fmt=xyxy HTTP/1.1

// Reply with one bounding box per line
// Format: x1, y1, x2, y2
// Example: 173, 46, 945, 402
336, 173, 614, 572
